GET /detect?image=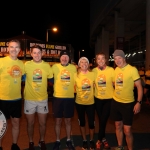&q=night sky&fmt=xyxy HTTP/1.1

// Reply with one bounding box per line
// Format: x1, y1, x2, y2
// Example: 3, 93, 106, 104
0, 1, 94, 63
